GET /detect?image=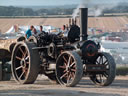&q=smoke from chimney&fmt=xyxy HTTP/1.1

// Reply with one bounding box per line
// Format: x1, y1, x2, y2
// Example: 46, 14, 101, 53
72, 0, 121, 18
72, 0, 91, 19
